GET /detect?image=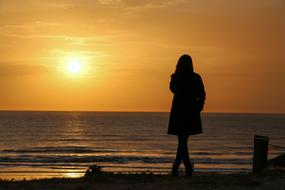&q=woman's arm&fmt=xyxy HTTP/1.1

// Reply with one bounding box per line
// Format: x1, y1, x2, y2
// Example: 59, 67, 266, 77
197, 75, 206, 111
170, 74, 177, 93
